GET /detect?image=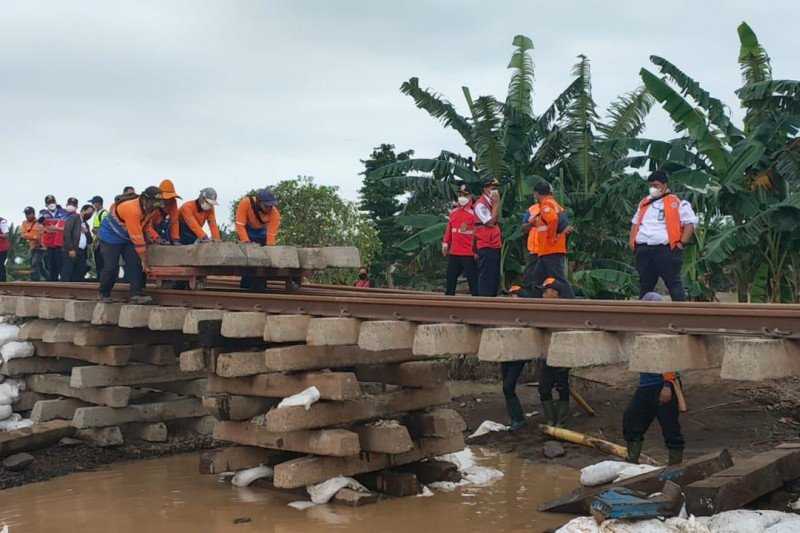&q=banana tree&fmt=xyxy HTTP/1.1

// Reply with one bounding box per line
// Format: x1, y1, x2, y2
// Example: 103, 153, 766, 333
630, 22, 800, 302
